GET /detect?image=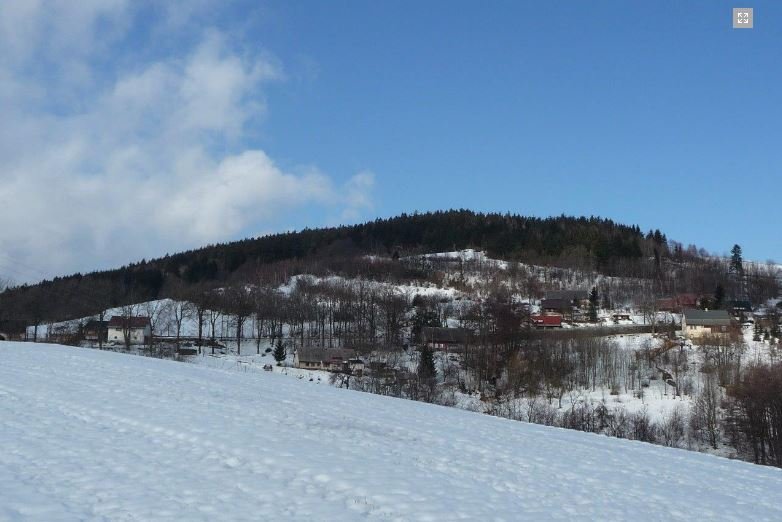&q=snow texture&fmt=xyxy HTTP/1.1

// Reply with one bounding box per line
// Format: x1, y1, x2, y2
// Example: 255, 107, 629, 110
2, 342, 782, 521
